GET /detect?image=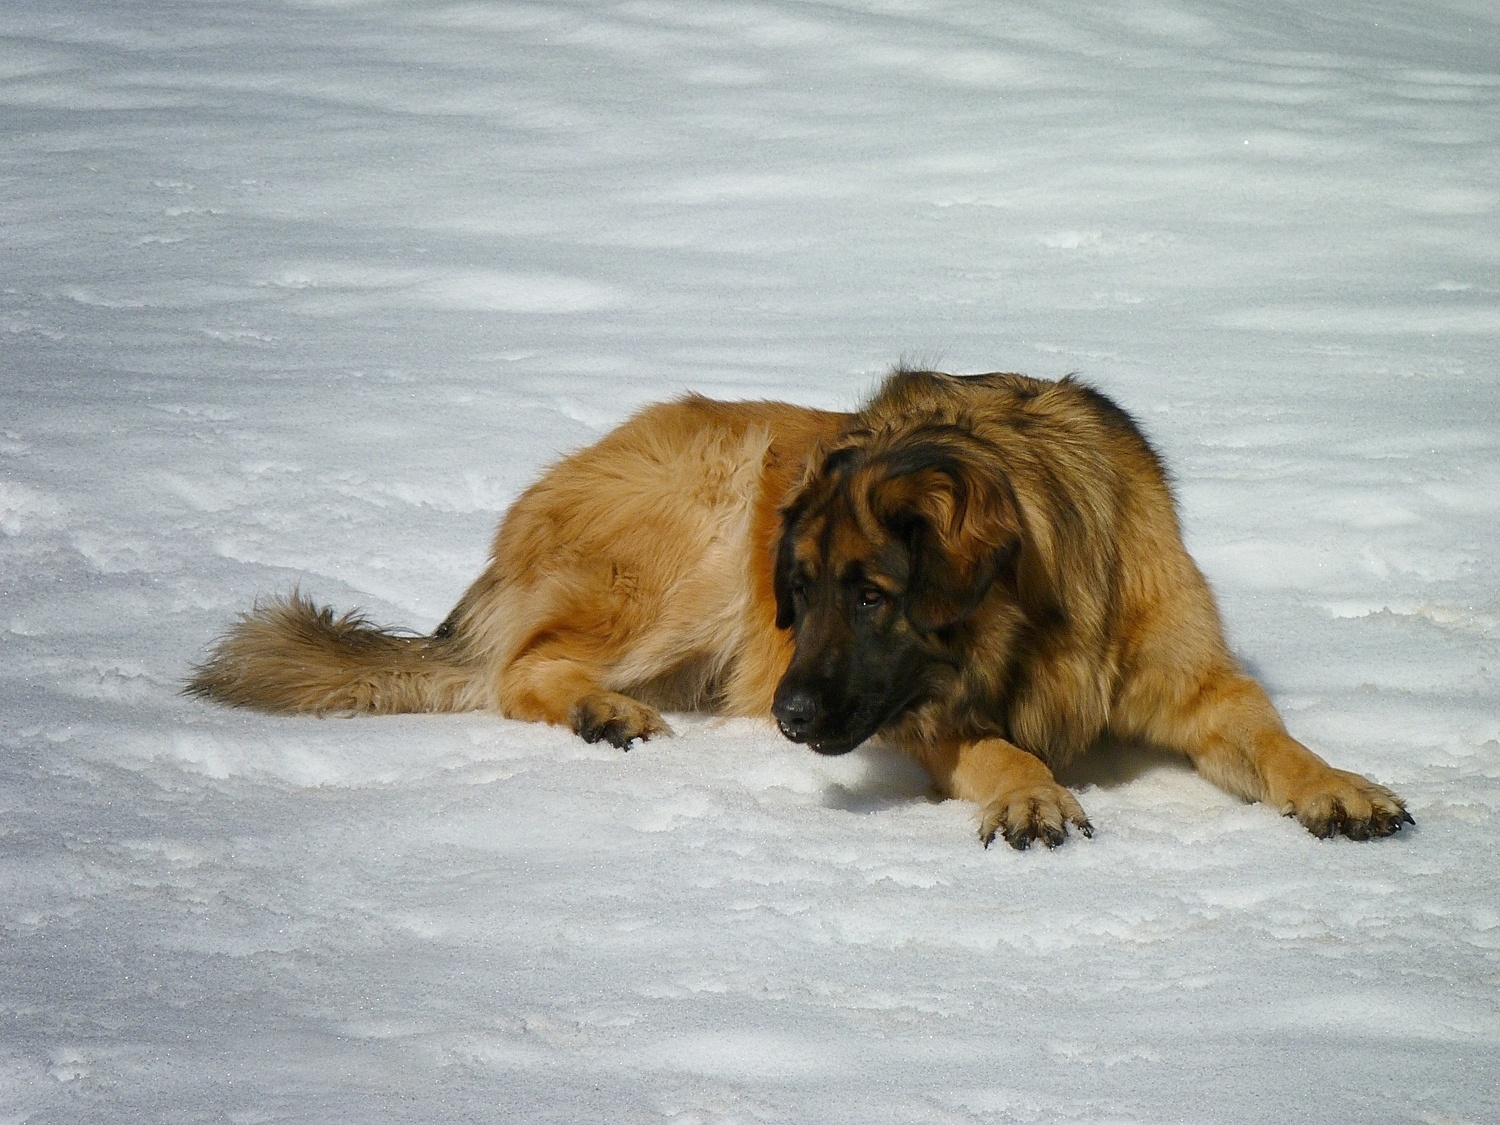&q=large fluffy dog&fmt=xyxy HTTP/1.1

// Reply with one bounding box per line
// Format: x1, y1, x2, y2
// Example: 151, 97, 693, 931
189, 368, 1411, 848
